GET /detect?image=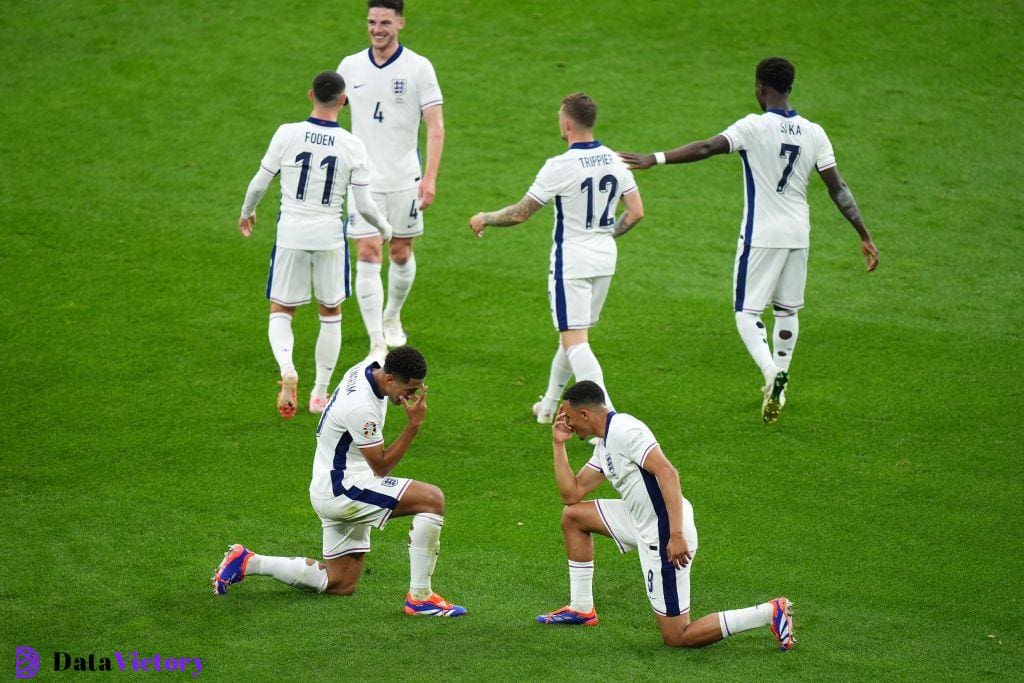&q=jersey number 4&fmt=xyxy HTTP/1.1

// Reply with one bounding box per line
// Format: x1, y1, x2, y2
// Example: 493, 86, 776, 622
776, 143, 801, 193
581, 174, 619, 229
373, 102, 384, 123
295, 152, 338, 206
